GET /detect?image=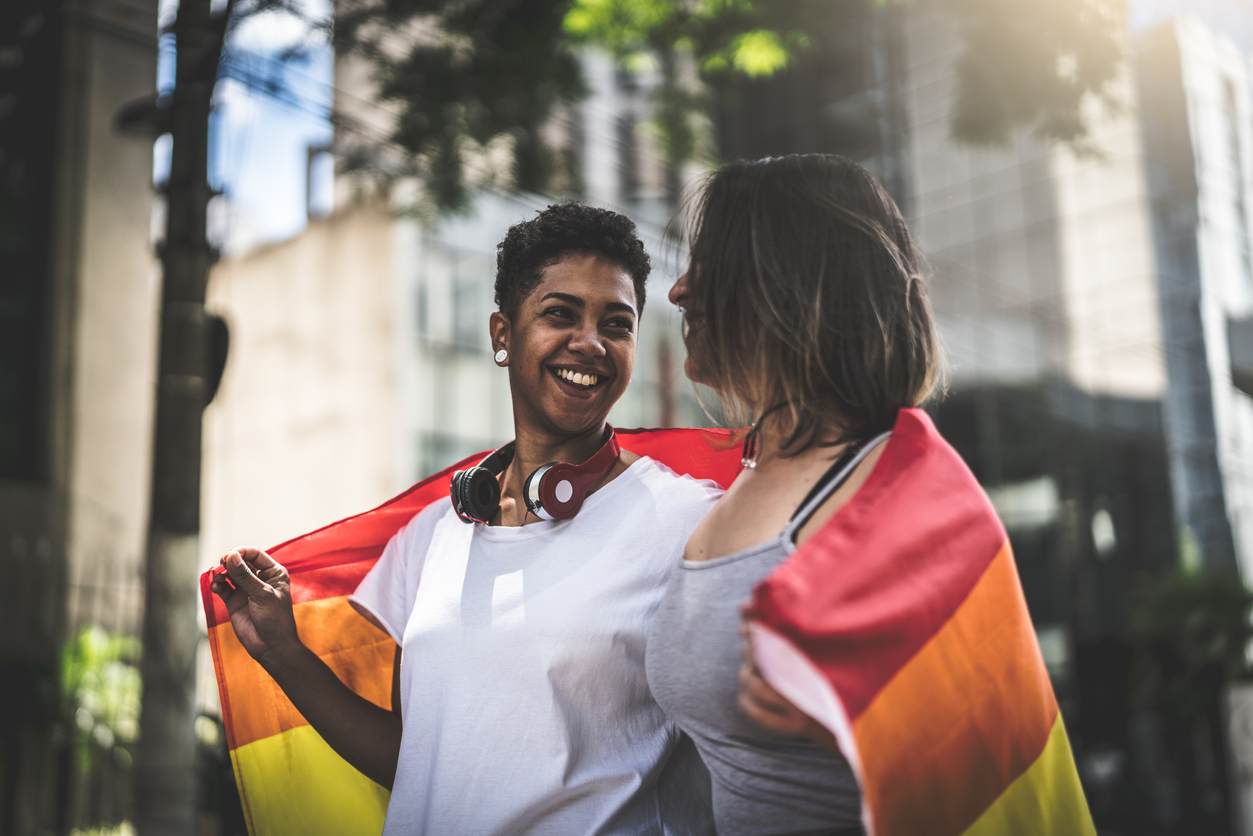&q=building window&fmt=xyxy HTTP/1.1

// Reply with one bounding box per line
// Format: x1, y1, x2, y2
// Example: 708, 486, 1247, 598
452, 265, 485, 350
417, 242, 492, 353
